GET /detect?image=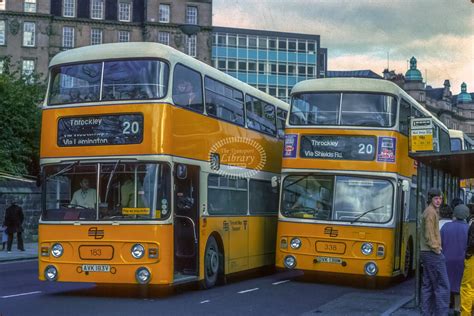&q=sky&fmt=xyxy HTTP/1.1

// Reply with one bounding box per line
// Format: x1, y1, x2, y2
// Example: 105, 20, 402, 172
213, 0, 473, 94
